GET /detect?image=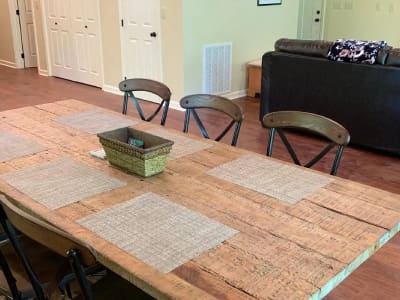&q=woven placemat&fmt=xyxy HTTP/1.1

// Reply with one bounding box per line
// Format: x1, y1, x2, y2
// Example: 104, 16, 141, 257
55, 110, 137, 134
0, 157, 126, 210
147, 128, 212, 160
208, 155, 334, 204
78, 192, 238, 273
0, 131, 46, 162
